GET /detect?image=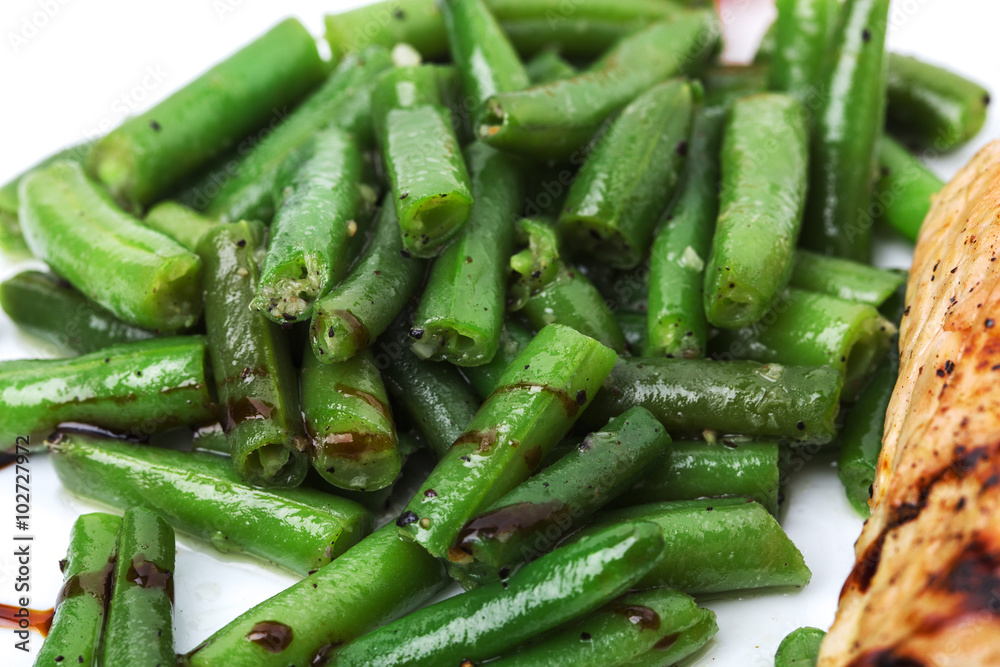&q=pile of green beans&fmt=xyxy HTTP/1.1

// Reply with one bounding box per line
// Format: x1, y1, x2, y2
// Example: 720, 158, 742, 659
1, 0, 990, 661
